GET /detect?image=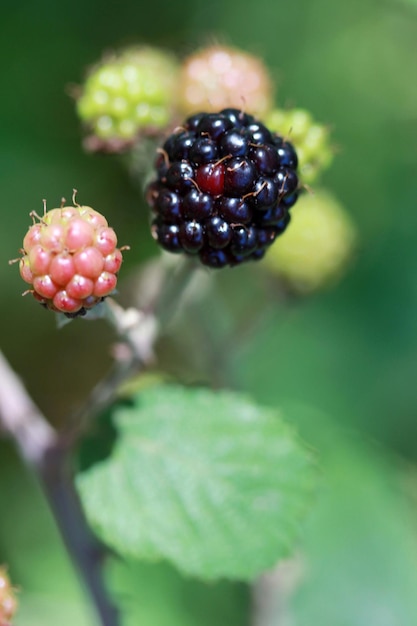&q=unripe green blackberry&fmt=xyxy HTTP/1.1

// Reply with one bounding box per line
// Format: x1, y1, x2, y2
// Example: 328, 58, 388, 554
14, 197, 126, 317
0, 567, 17, 626
263, 190, 356, 293
179, 45, 274, 118
76, 46, 180, 152
265, 108, 334, 184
